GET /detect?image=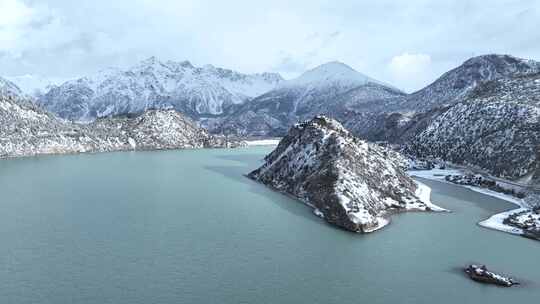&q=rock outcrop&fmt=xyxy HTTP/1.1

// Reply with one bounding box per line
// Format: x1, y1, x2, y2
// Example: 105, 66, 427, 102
465, 265, 519, 287
248, 116, 444, 232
